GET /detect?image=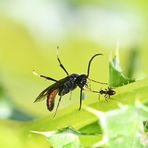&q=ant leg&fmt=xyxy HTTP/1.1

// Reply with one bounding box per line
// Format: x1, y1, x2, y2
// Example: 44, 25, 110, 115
105, 89, 108, 92
104, 94, 108, 101
108, 86, 110, 89
98, 93, 100, 100
53, 95, 62, 118
87, 81, 92, 90
79, 88, 83, 110
109, 86, 114, 90
98, 87, 102, 100
33, 71, 57, 82
57, 46, 69, 75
